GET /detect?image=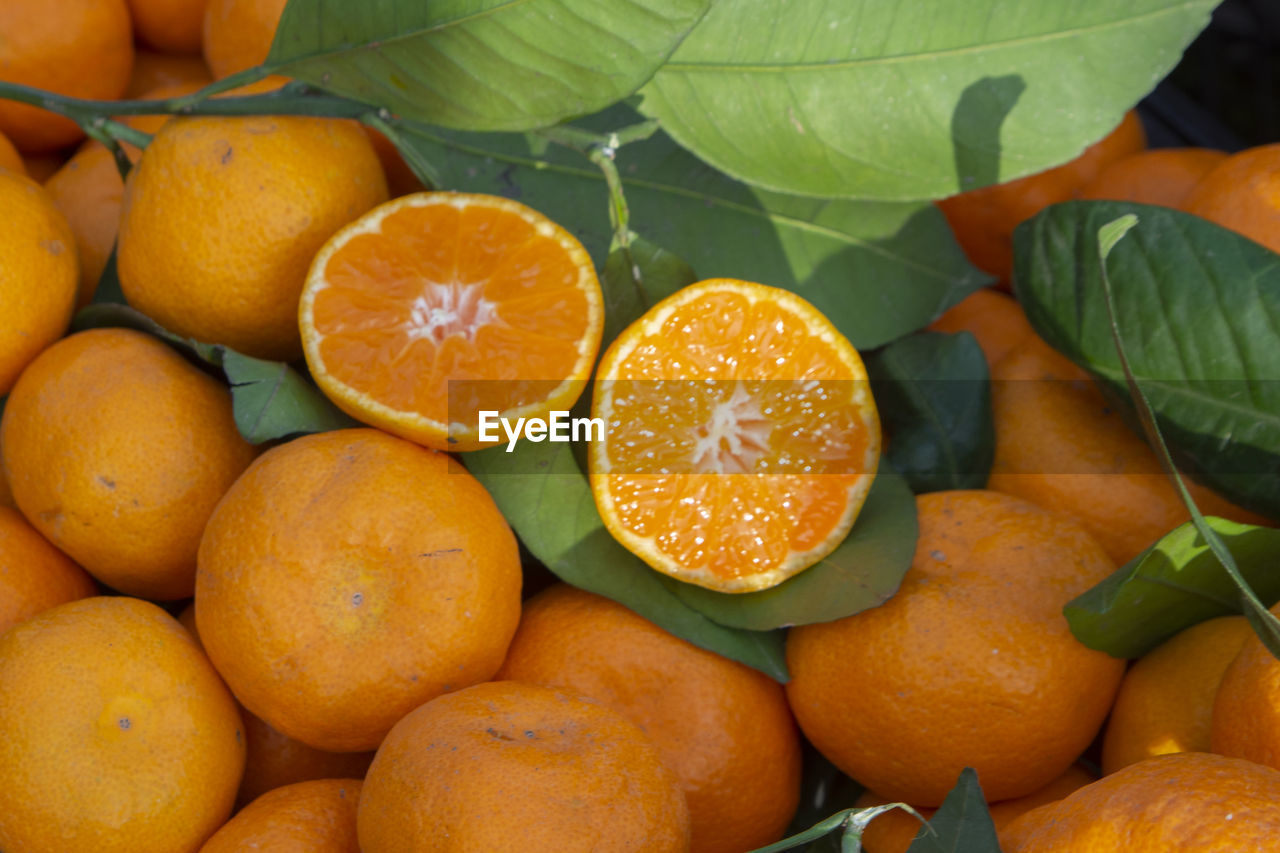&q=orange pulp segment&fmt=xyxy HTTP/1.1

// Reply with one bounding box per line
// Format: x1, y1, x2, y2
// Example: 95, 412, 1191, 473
299, 192, 603, 451
589, 279, 880, 593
